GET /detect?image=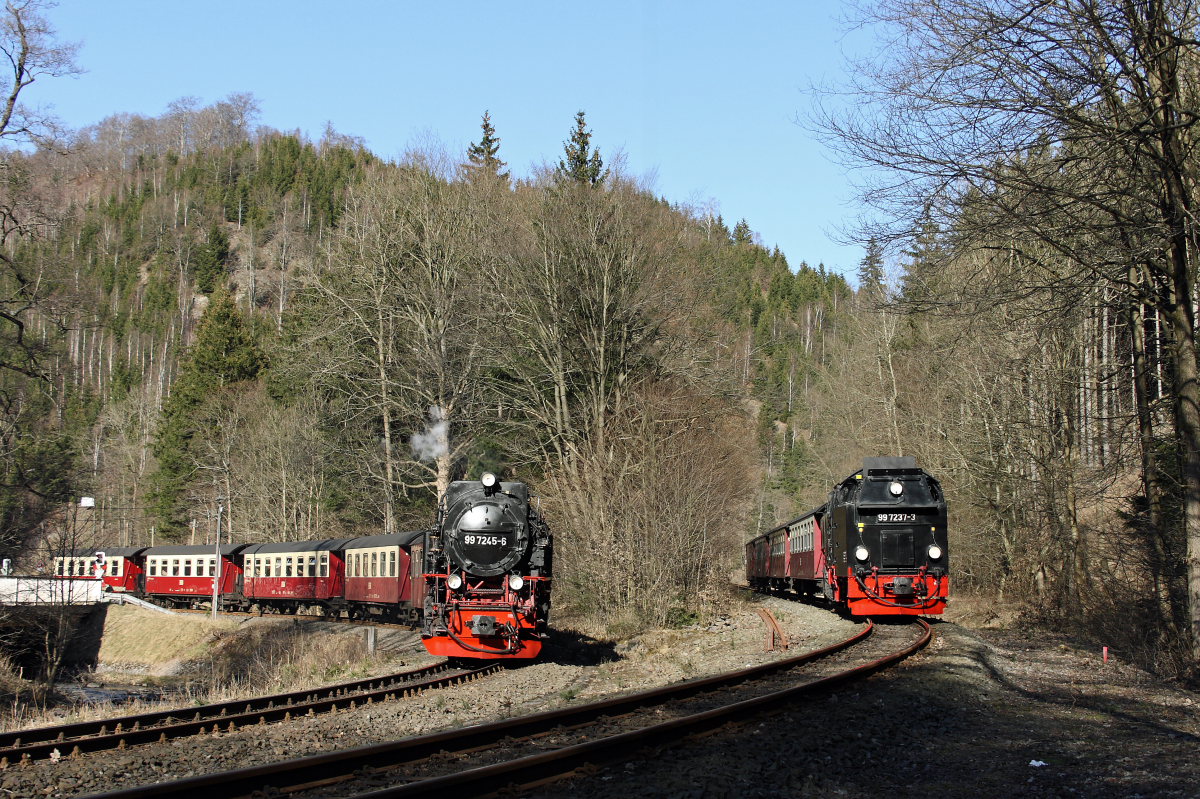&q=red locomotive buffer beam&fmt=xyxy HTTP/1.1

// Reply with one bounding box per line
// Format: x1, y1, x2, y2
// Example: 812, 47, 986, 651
844, 570, 949, 616
423, 574, 547, 660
